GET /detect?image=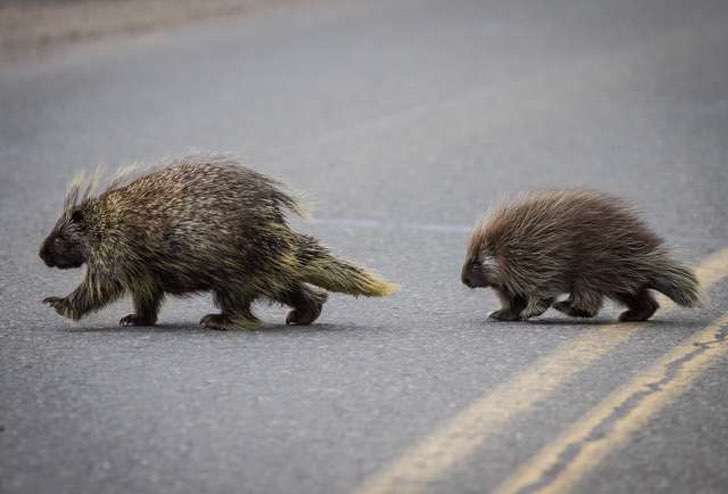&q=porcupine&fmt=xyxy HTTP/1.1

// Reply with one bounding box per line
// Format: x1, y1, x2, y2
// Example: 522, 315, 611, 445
39, 154, 398, 329
461, 190, 700, 322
